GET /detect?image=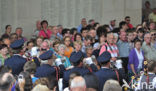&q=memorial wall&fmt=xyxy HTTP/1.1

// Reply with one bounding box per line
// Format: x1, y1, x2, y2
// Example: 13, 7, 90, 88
0, 0, 142, 38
